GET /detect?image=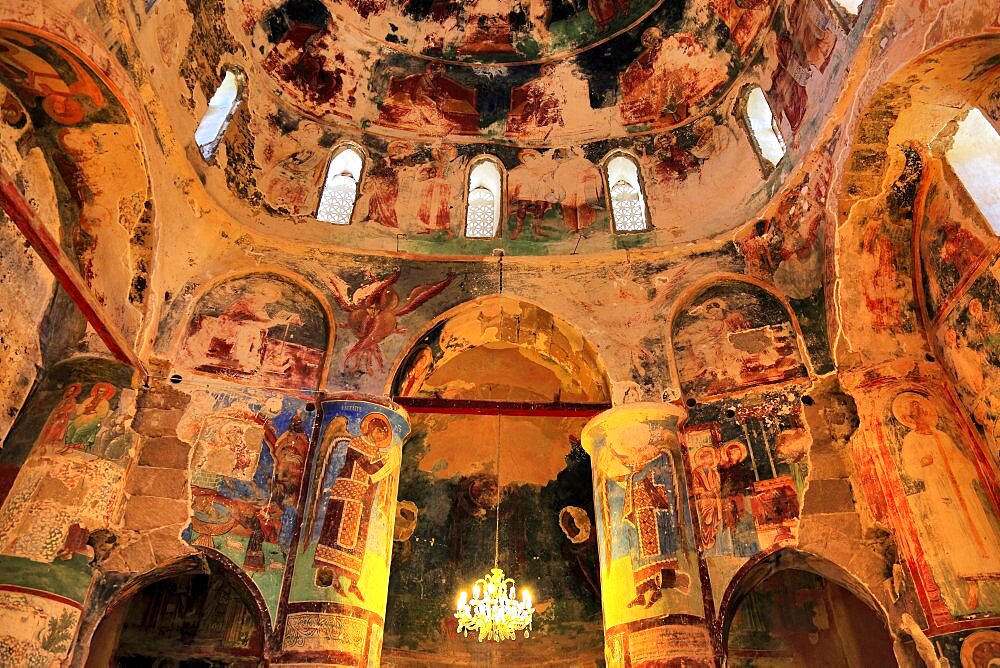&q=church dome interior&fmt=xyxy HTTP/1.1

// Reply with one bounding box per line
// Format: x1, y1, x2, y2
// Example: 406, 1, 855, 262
0, 0, 998, 665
